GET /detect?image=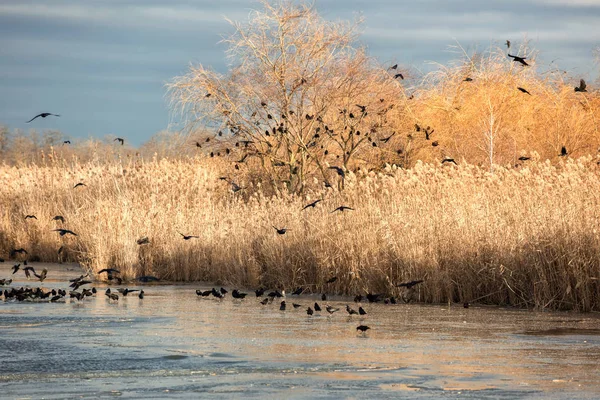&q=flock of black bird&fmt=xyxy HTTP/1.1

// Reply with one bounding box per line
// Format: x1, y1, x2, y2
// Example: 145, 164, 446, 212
0, 256, 430, 335
192, 279, 428, 335
0, 263, 152, 304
